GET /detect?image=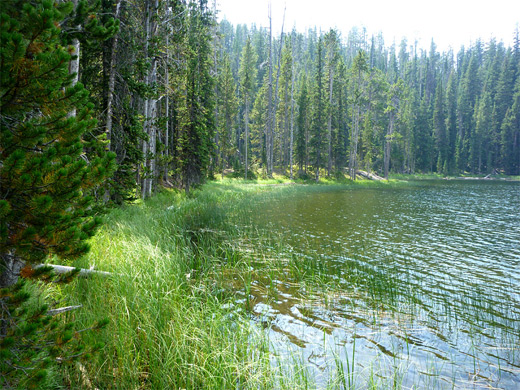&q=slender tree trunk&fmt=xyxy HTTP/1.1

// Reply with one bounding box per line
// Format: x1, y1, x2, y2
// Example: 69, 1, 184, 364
349, 105, 360, 180
267, 6, 273, 176
327, 68, 334, 176
212, 1, 219, 176
245, 97, 249, 180
105, 0, 122, 149
305, 123, 309, 173
141, 0, 151, 199
273, 32, 285, 174
266, 6, 285, 176
236, 104, 241, 163
0, 252, 24, 289
67, 0, 80, 118
141, 0, 159, 199
164, 32, 170, 182
283, 87, 289, 172
384, 111, 394, 179
315, 151, 320, 182
289, 58, 295, 180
